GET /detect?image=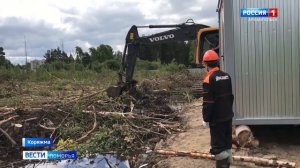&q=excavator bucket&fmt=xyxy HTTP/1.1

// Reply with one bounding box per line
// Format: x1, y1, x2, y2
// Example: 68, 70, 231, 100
106, 85, 122, 98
